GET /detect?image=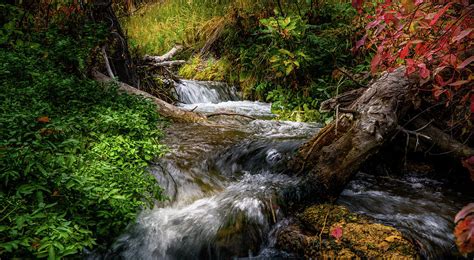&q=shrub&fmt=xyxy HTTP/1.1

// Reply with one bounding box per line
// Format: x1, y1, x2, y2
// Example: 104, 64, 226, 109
0, 4, 166, 258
